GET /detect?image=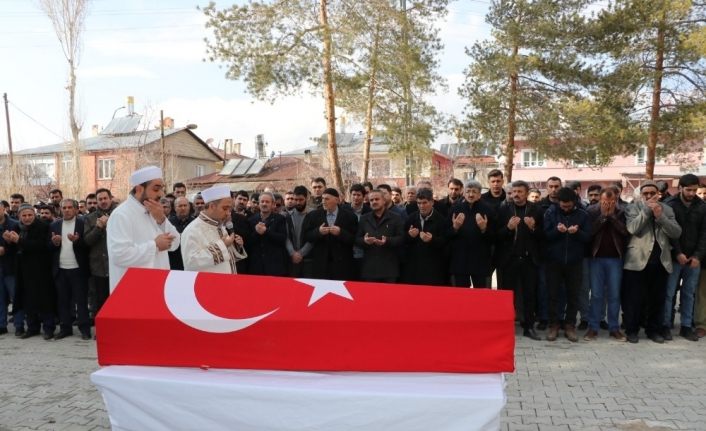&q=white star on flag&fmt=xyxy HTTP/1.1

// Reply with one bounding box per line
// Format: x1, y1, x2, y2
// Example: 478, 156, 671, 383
296, 278, 354, 306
